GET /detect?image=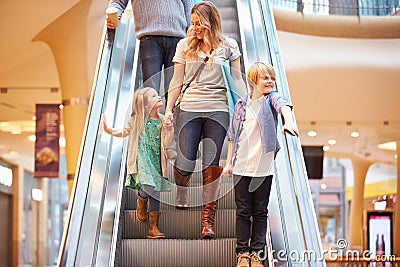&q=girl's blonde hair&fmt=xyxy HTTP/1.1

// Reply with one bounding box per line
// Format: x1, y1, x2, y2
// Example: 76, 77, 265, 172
247, 62, 276, 92
130, 87, 153, 142
186, 1, 224, 61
